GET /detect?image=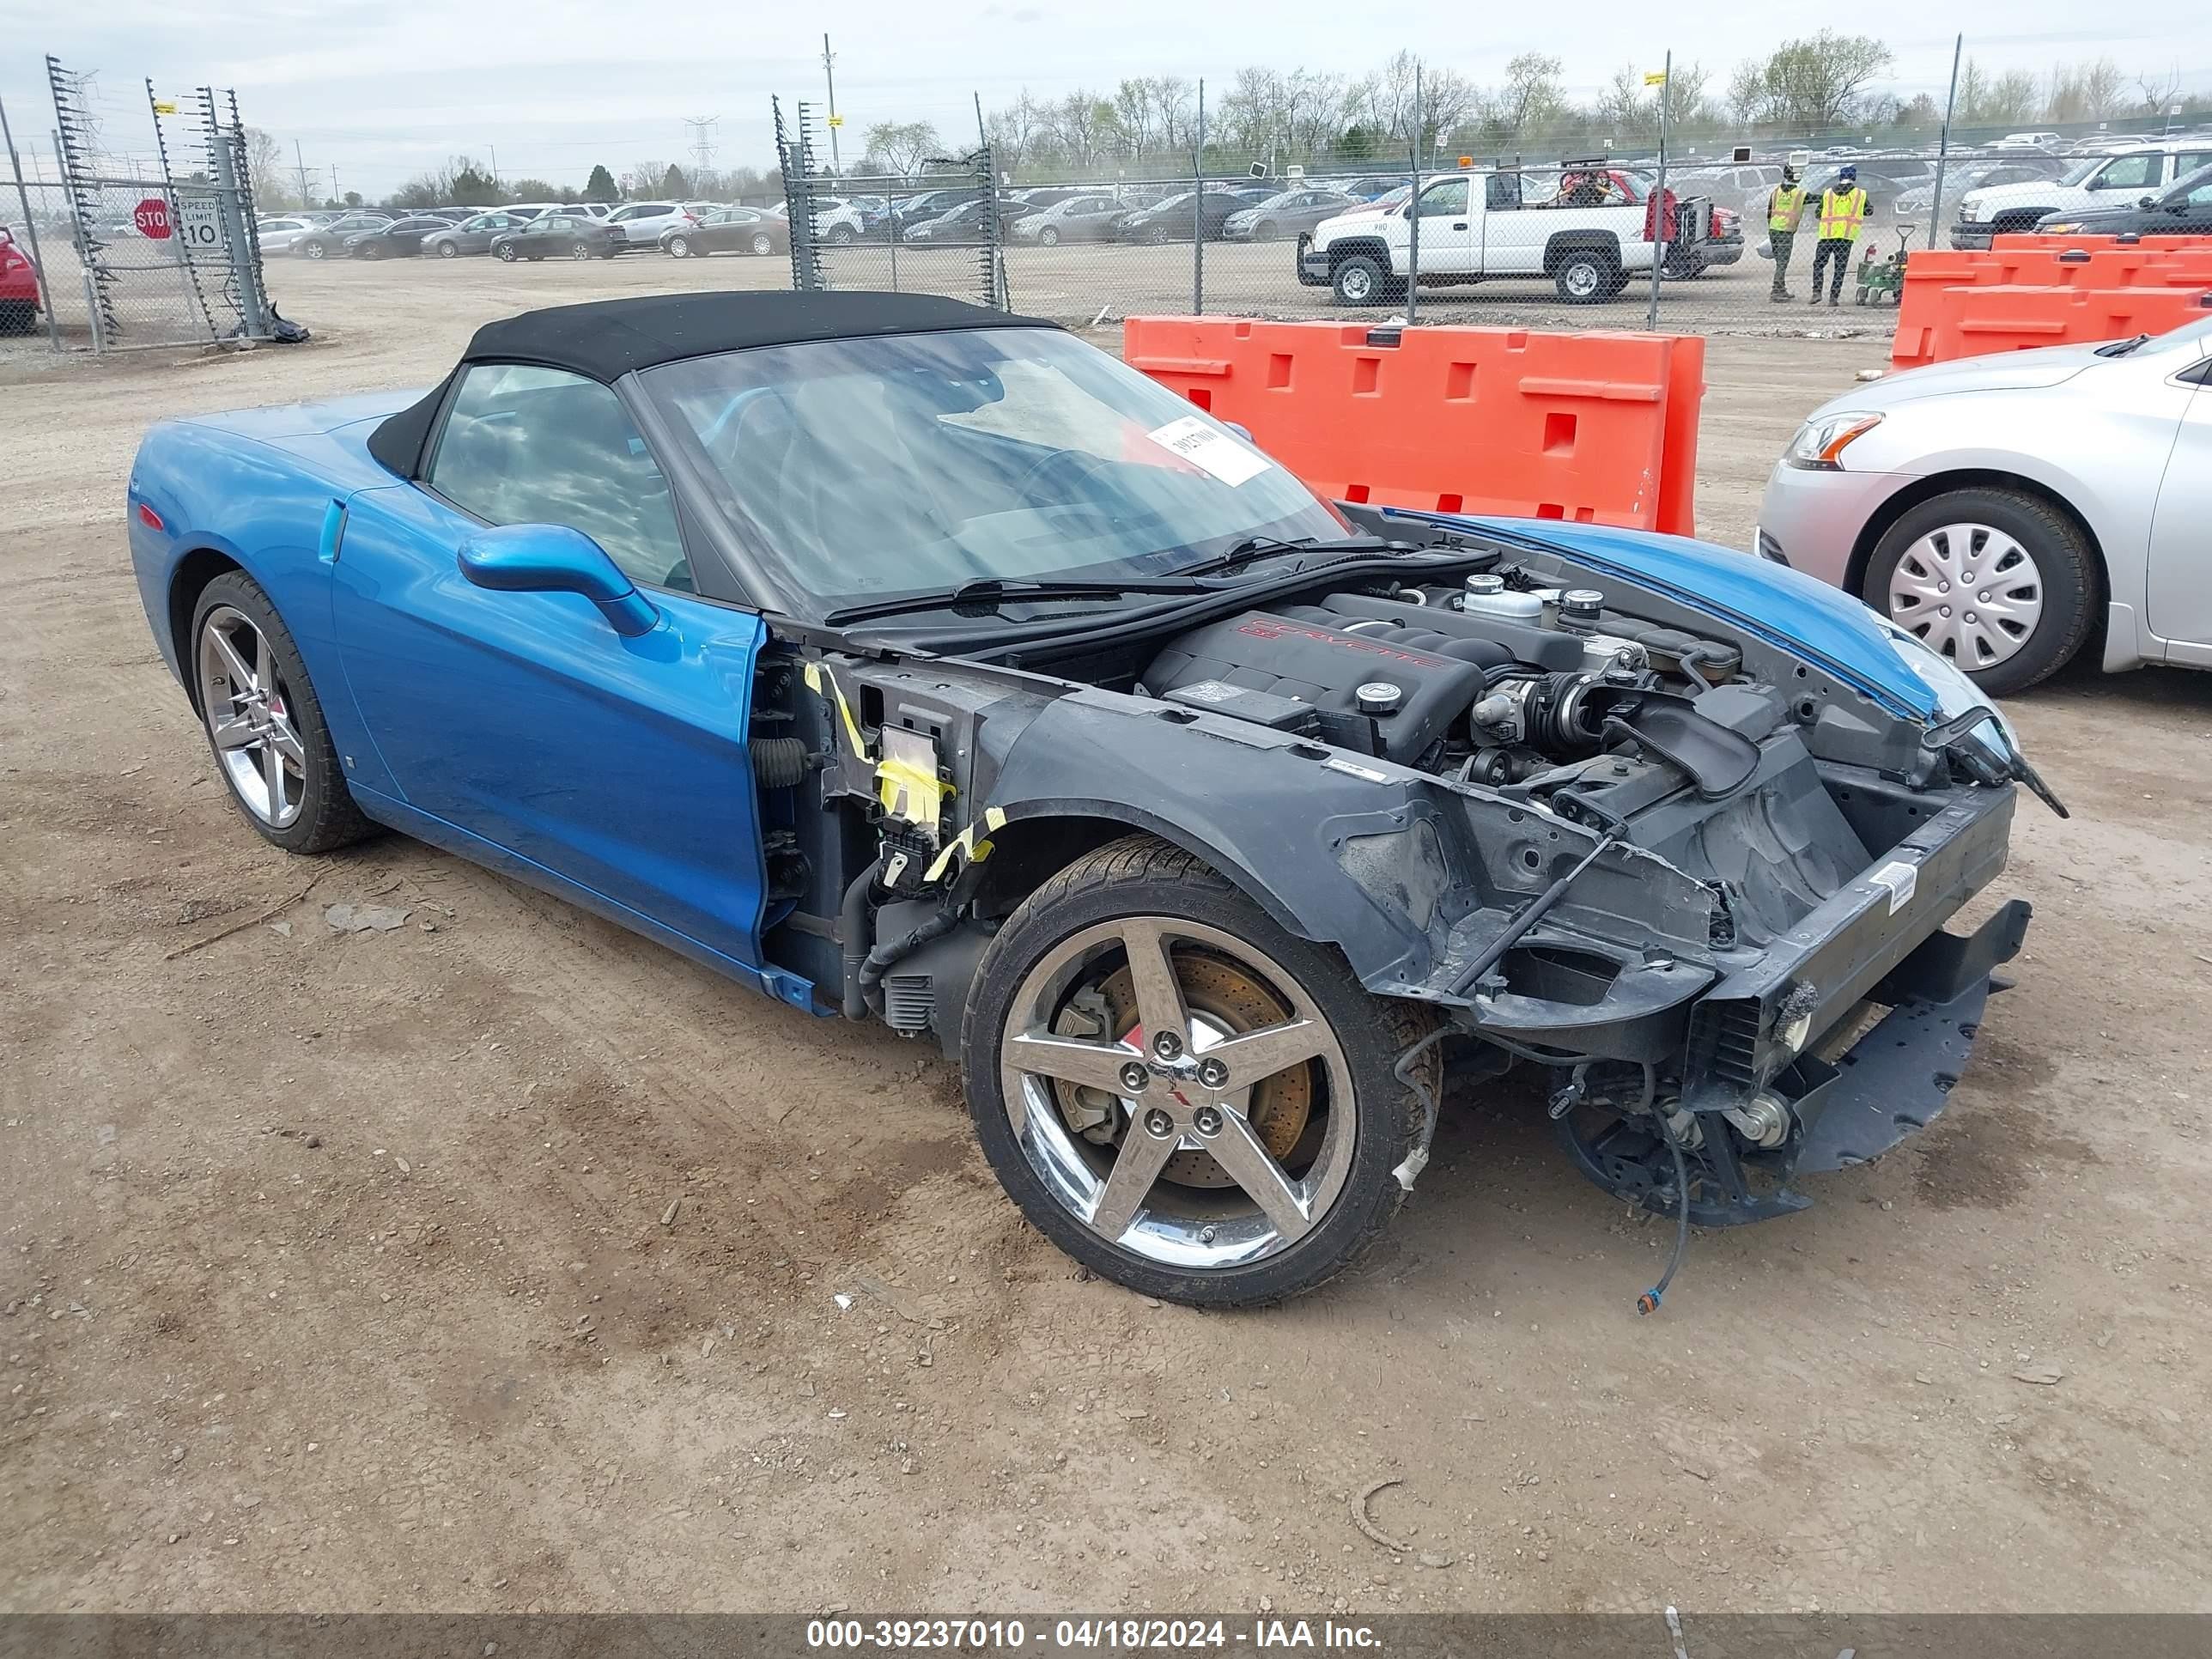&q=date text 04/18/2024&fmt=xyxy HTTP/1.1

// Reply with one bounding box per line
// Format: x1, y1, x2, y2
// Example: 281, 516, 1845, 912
804, 1619, 1383, 1650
